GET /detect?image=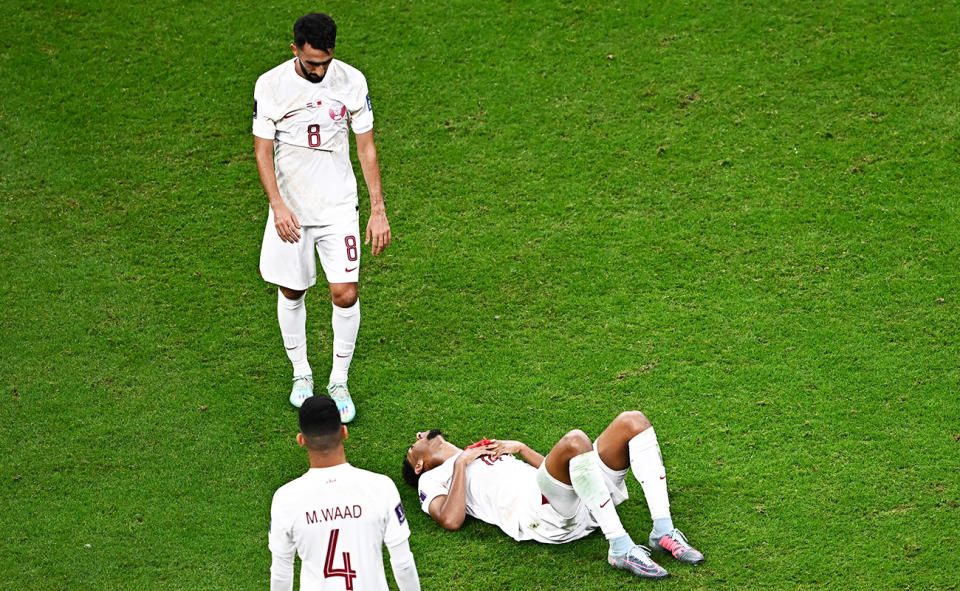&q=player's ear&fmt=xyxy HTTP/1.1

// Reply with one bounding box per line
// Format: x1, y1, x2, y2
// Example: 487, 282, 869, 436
290, 43, 297, 56
296, 432, 307, 448
414, 459, 424, 475
341, 425, 348, 441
